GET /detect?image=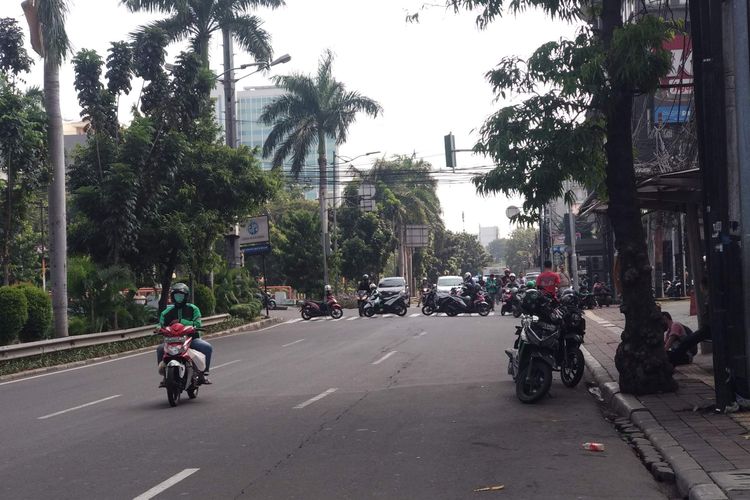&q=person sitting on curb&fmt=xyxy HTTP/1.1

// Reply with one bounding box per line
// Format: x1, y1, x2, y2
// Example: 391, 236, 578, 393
662, 311, 698, 366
